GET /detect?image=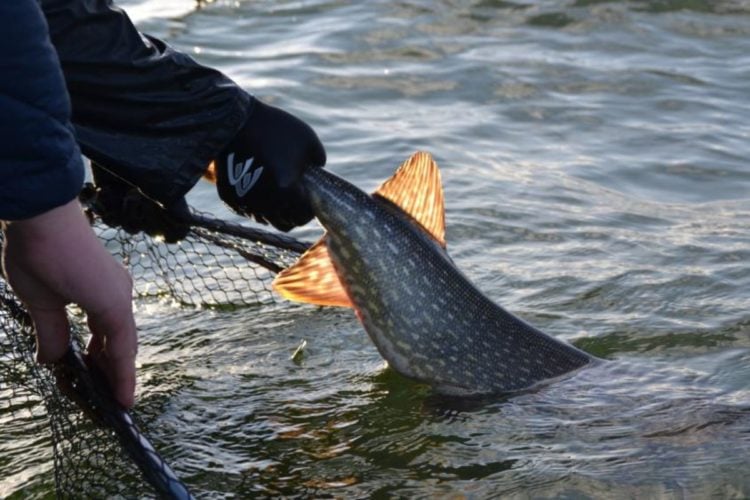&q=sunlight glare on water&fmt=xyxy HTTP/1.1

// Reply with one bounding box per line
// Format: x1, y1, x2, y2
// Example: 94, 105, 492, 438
3, 0, 750, 497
